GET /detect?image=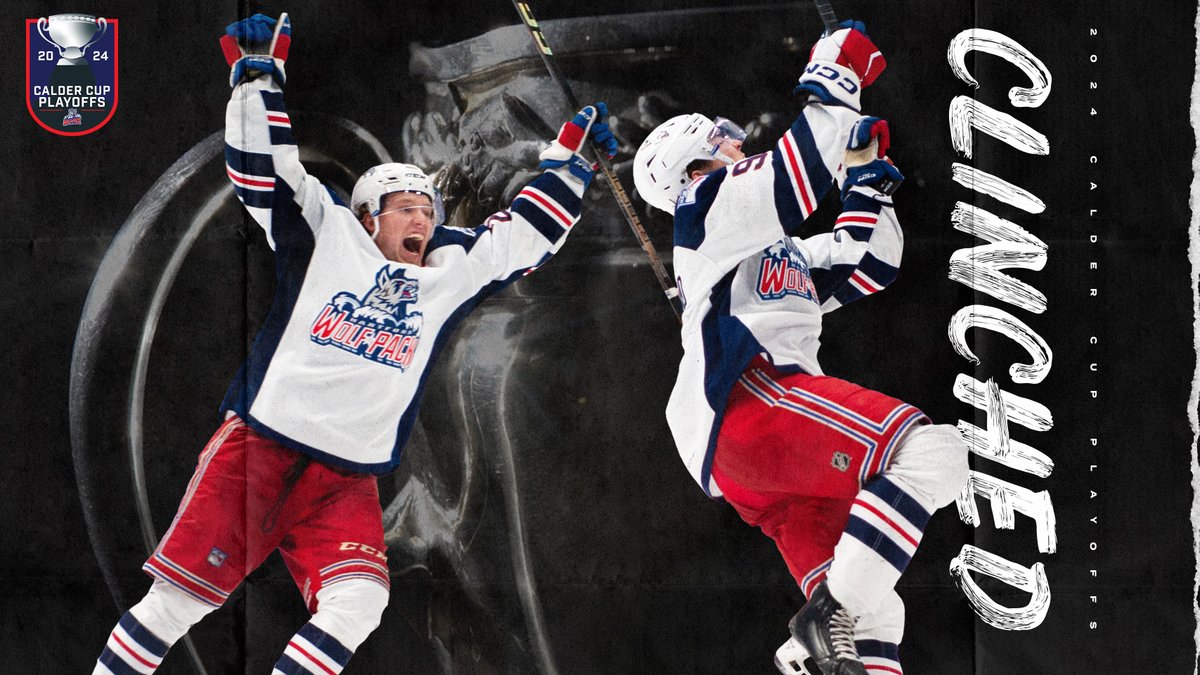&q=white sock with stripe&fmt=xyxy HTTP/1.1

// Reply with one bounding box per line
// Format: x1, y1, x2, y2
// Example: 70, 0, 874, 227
272, 578, 389, 674
273, 621, 355, 675
825, 424, 968, 617
93, 581, 214, 674
825, 474, 933, 618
